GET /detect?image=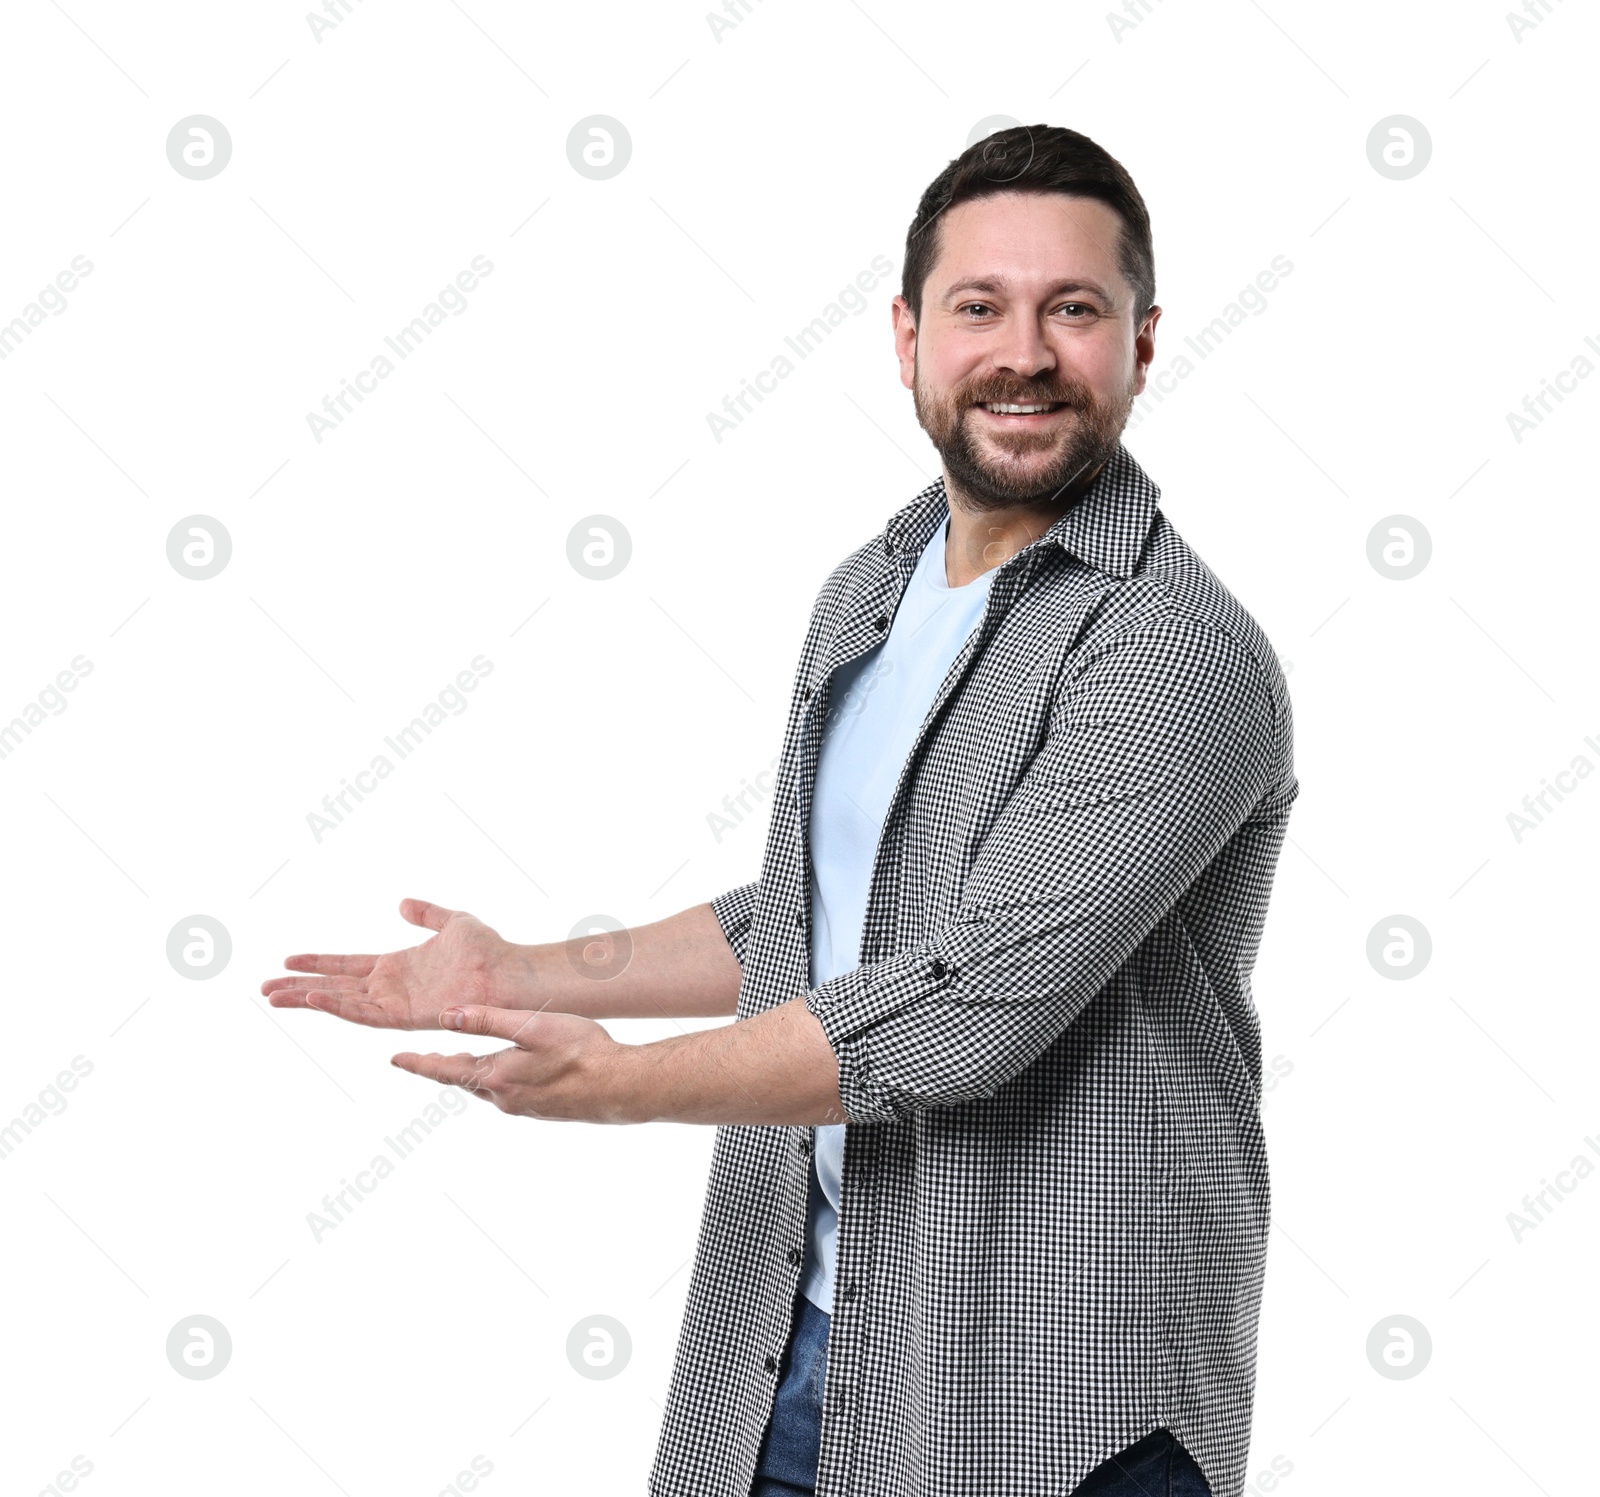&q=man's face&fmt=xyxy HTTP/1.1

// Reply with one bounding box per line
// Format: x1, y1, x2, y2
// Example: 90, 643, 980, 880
893, 191, 1159, 511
